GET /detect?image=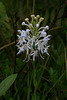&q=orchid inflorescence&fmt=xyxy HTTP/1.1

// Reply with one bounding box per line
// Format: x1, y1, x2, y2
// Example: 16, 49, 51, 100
16, 15, 51, 61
